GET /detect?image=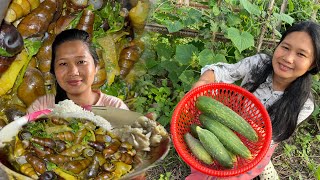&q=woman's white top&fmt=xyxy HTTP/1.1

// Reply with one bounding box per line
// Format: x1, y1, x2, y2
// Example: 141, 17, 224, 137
201, 53, 314, 125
